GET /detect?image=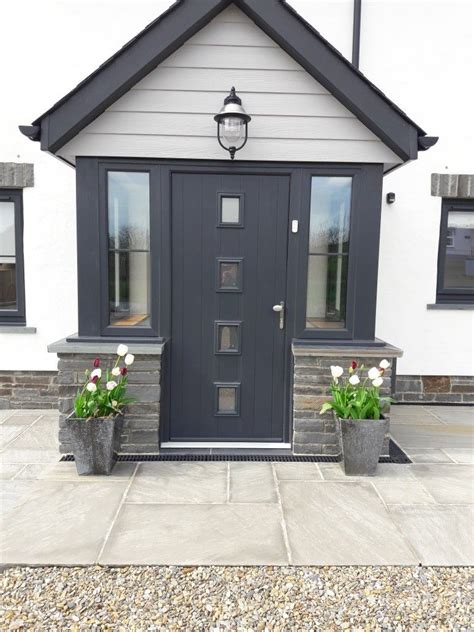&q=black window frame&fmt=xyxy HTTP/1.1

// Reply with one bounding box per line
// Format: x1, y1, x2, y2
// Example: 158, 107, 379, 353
436, 198, 474, 304
0, 189, 26, 326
